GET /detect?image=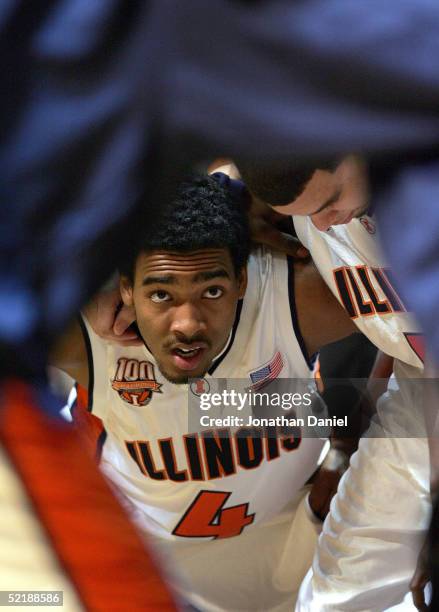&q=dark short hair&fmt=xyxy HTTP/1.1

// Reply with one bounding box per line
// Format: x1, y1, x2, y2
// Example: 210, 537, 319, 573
119, 174, 251, 280
237, 158, 338, 206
